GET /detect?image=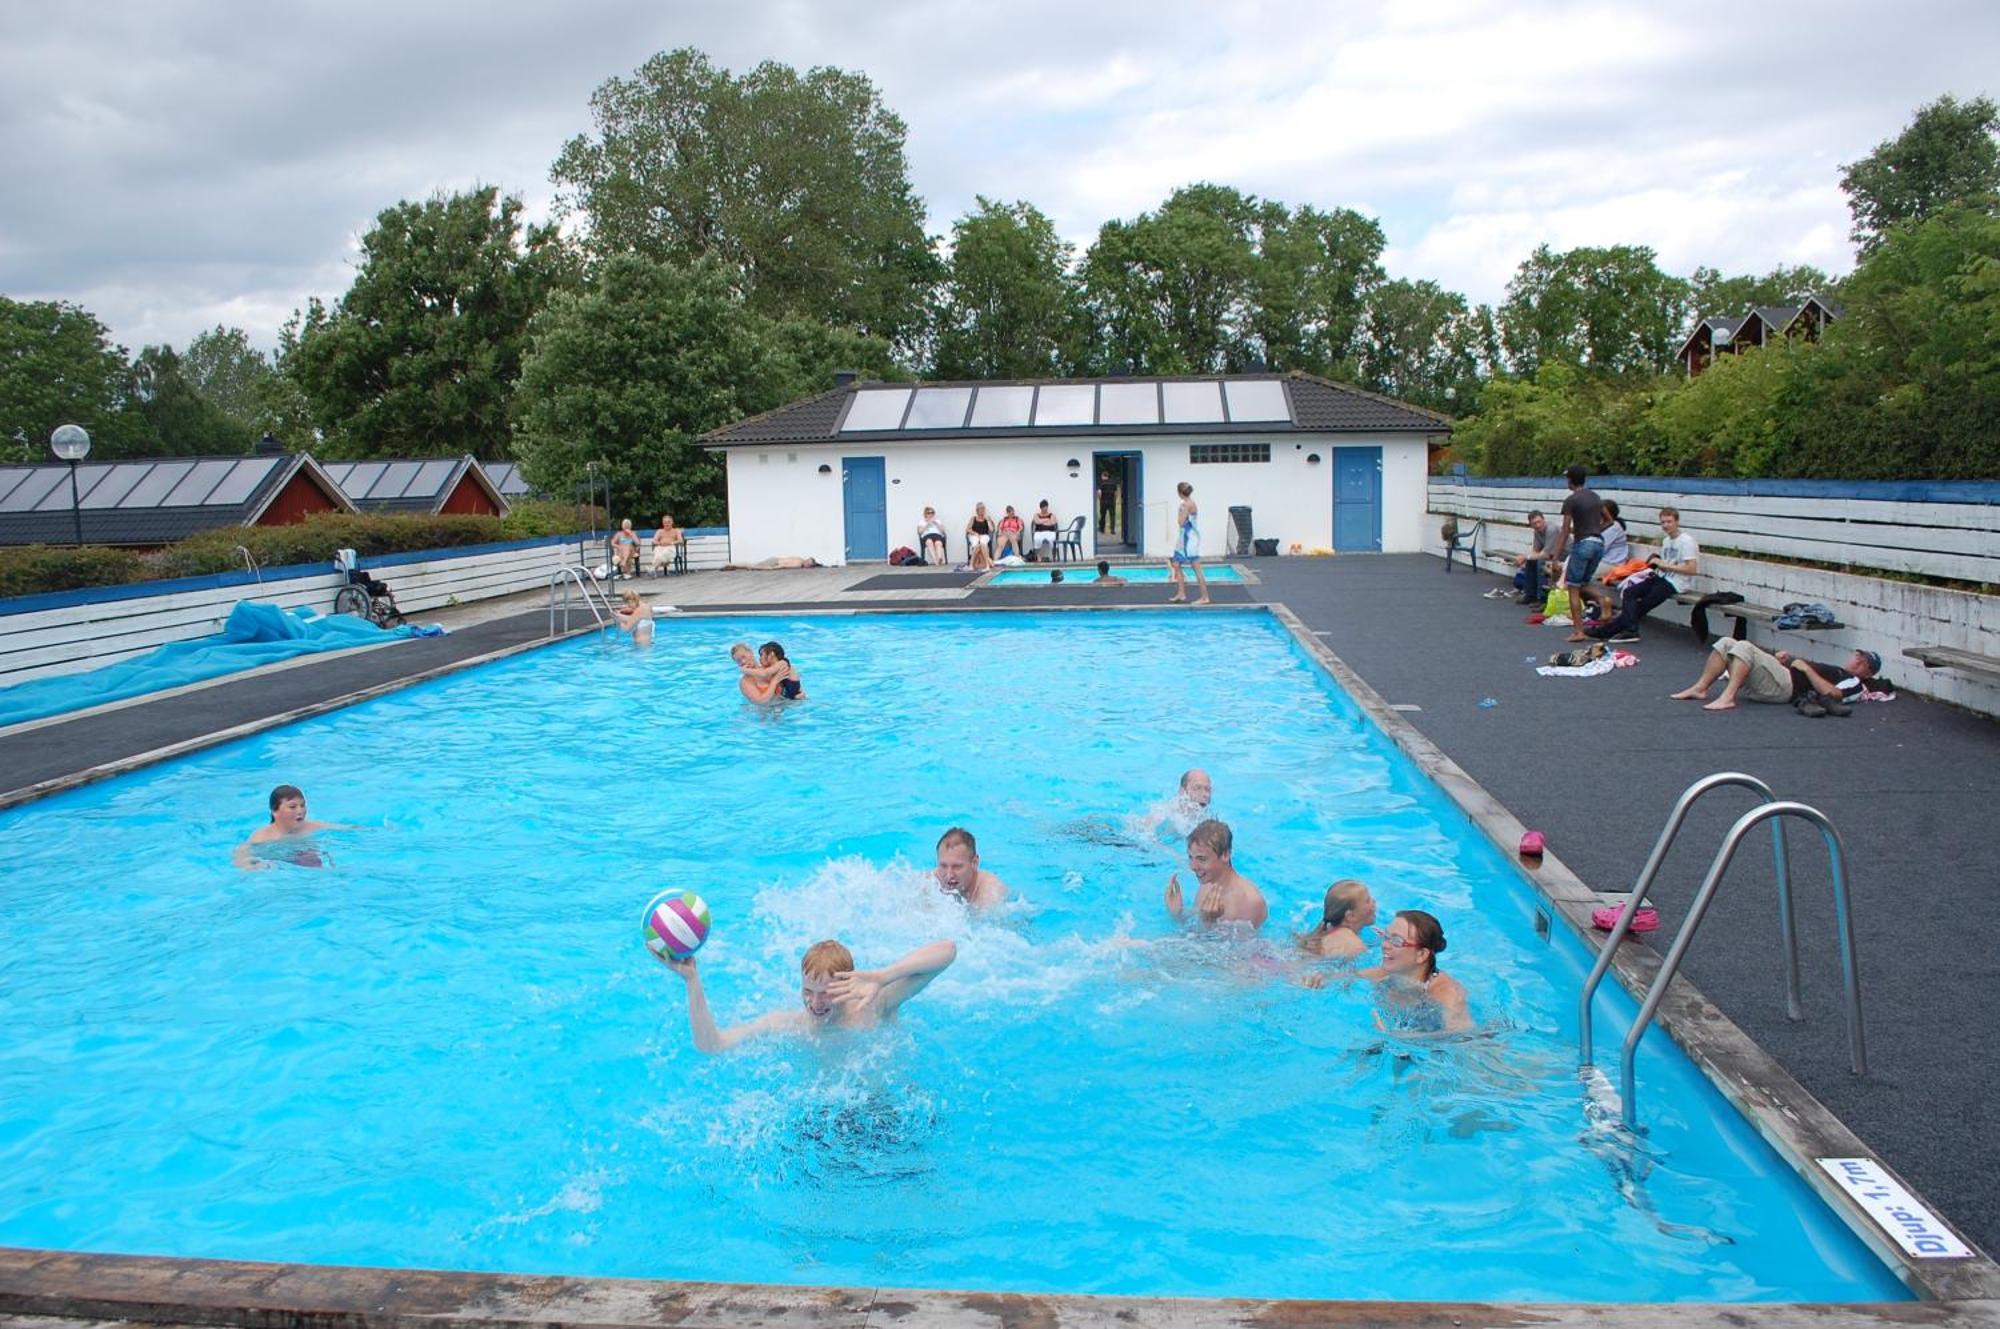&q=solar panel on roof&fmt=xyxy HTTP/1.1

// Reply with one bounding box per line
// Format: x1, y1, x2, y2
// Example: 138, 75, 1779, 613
1162, 381, 1226, 423
968, 385, 1034, 428
206, 457, 278, 507
340, 462, 387, 499
79, 463, 150, 509
1098, 382, 1159, 425
904, 387, 972, 429
163, 459, 239, 506
1224, 380, 1291, 422
839, 388, 912, 432
0, 470, 68, 512
118, 461, 195, 508
0, 471, 29, 507
411, 459, 456, 496
376, 462, 423, 498
32, 464, 113, 510
1032, 384, 1095, 426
